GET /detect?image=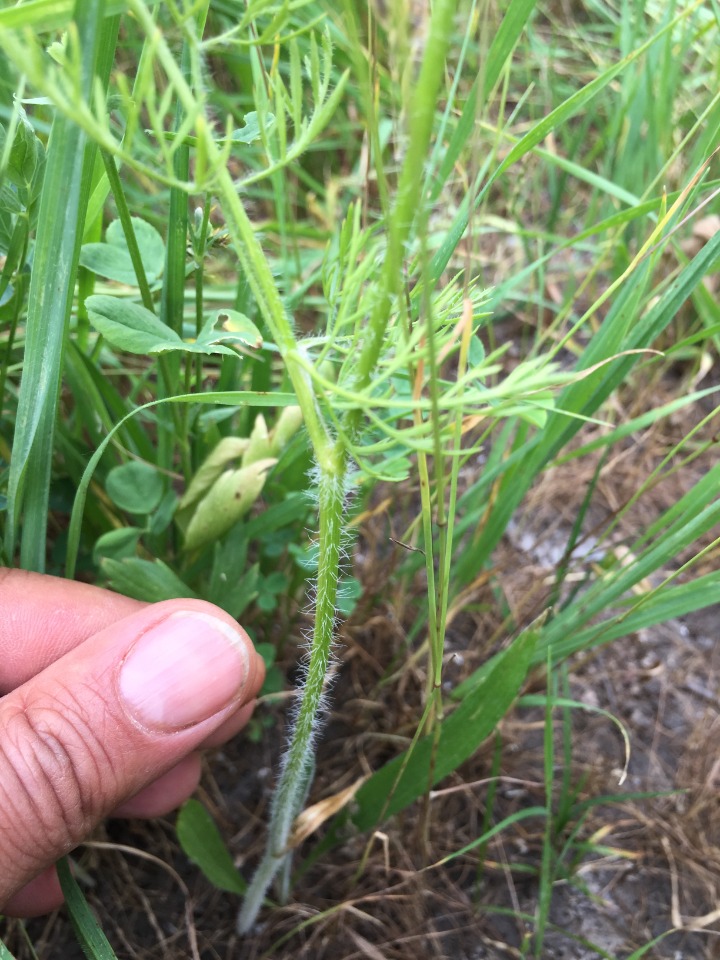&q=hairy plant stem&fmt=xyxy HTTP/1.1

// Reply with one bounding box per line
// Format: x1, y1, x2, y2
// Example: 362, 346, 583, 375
237, 453, 346, 933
